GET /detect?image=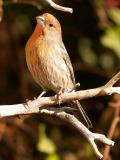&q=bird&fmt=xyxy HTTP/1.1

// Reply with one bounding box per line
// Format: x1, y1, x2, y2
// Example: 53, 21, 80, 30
25, 13, 92, 128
